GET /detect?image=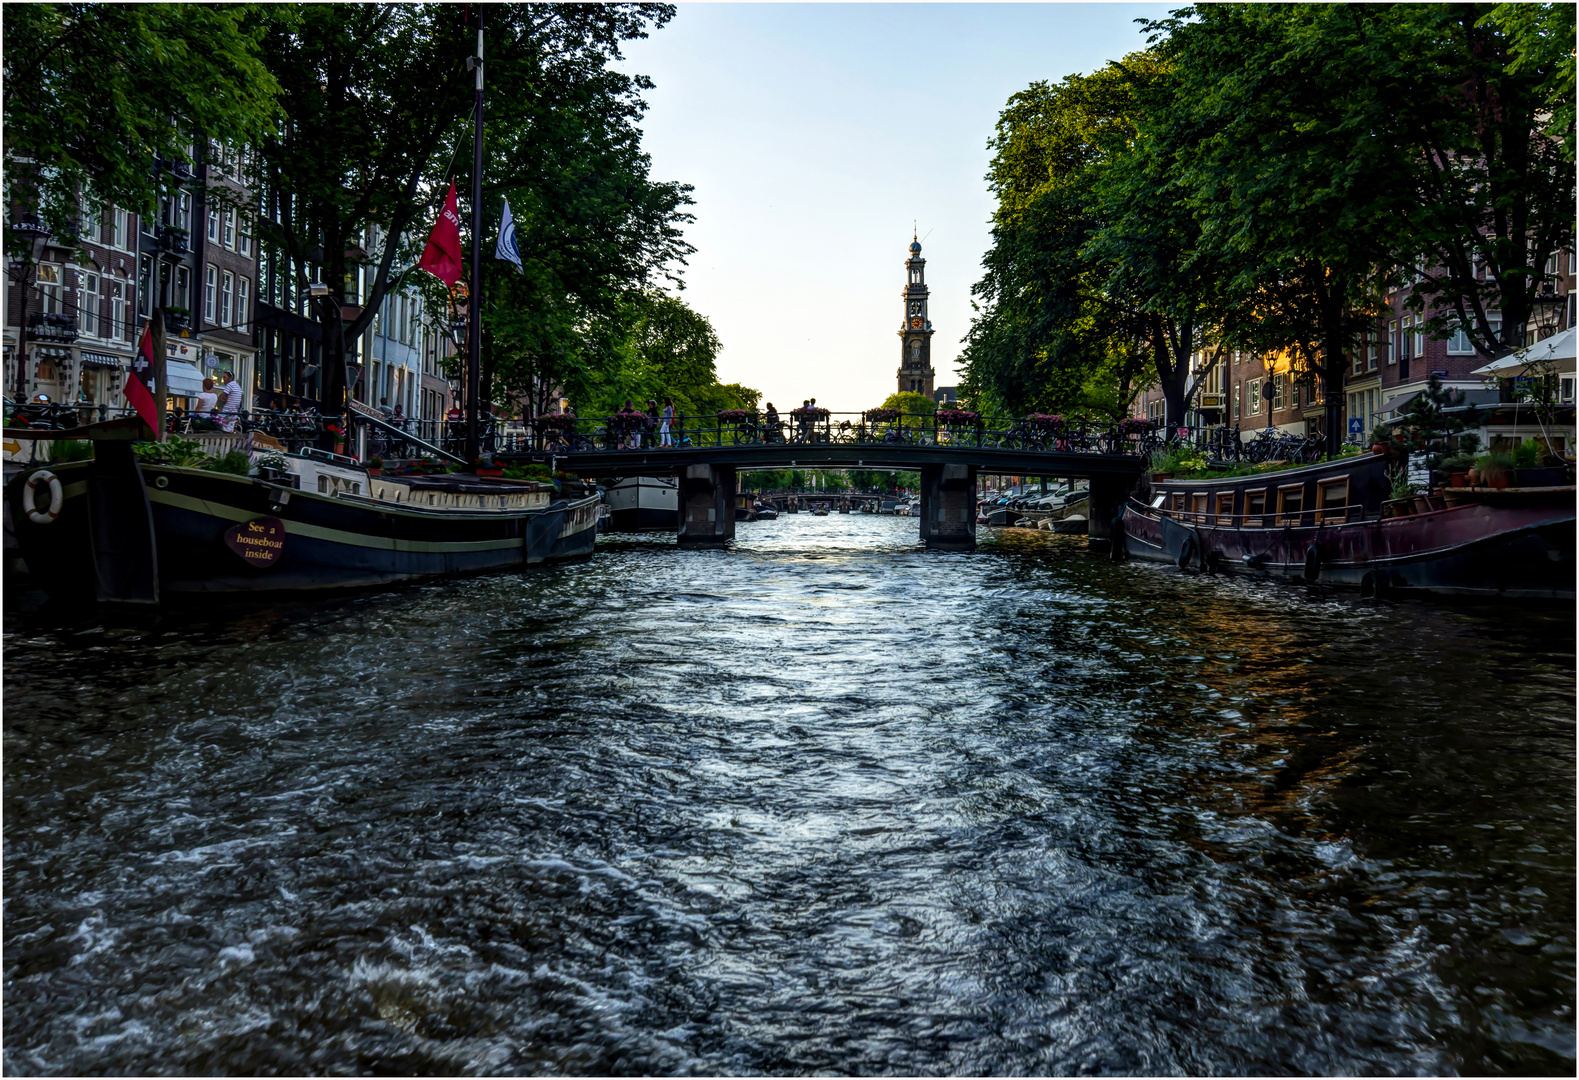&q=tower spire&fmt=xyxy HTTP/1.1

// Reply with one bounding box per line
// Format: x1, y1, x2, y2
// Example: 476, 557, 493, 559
897, 232, 935, 398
